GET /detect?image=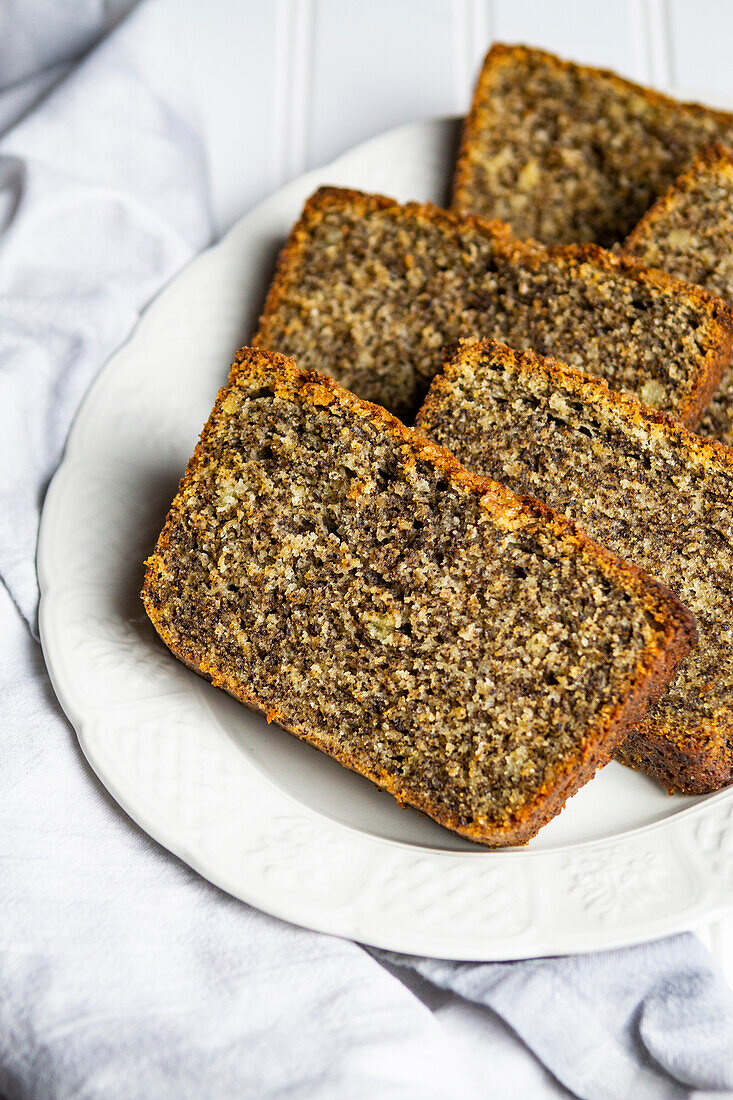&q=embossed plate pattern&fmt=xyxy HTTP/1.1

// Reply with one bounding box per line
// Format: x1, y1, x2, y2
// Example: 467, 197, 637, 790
38, 118, 733, 959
